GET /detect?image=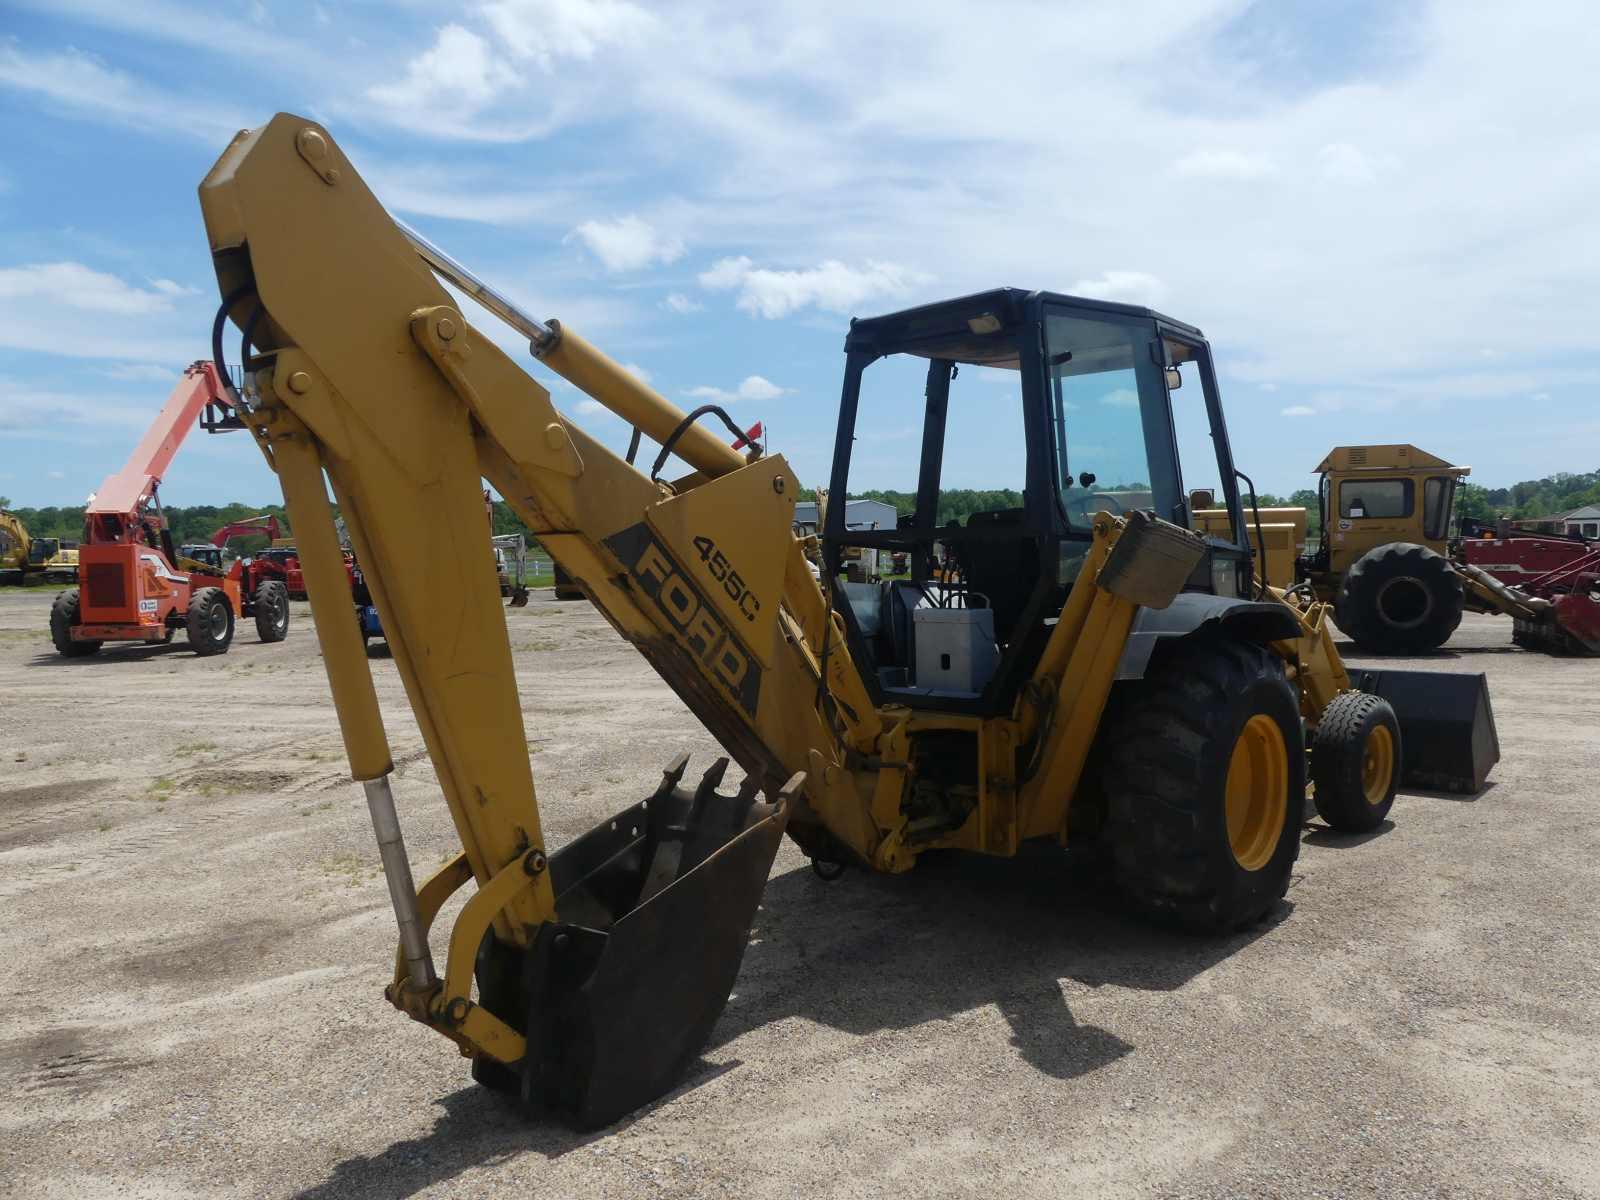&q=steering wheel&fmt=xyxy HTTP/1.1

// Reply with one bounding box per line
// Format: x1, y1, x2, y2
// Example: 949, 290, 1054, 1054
1062, 489, 1124, 520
